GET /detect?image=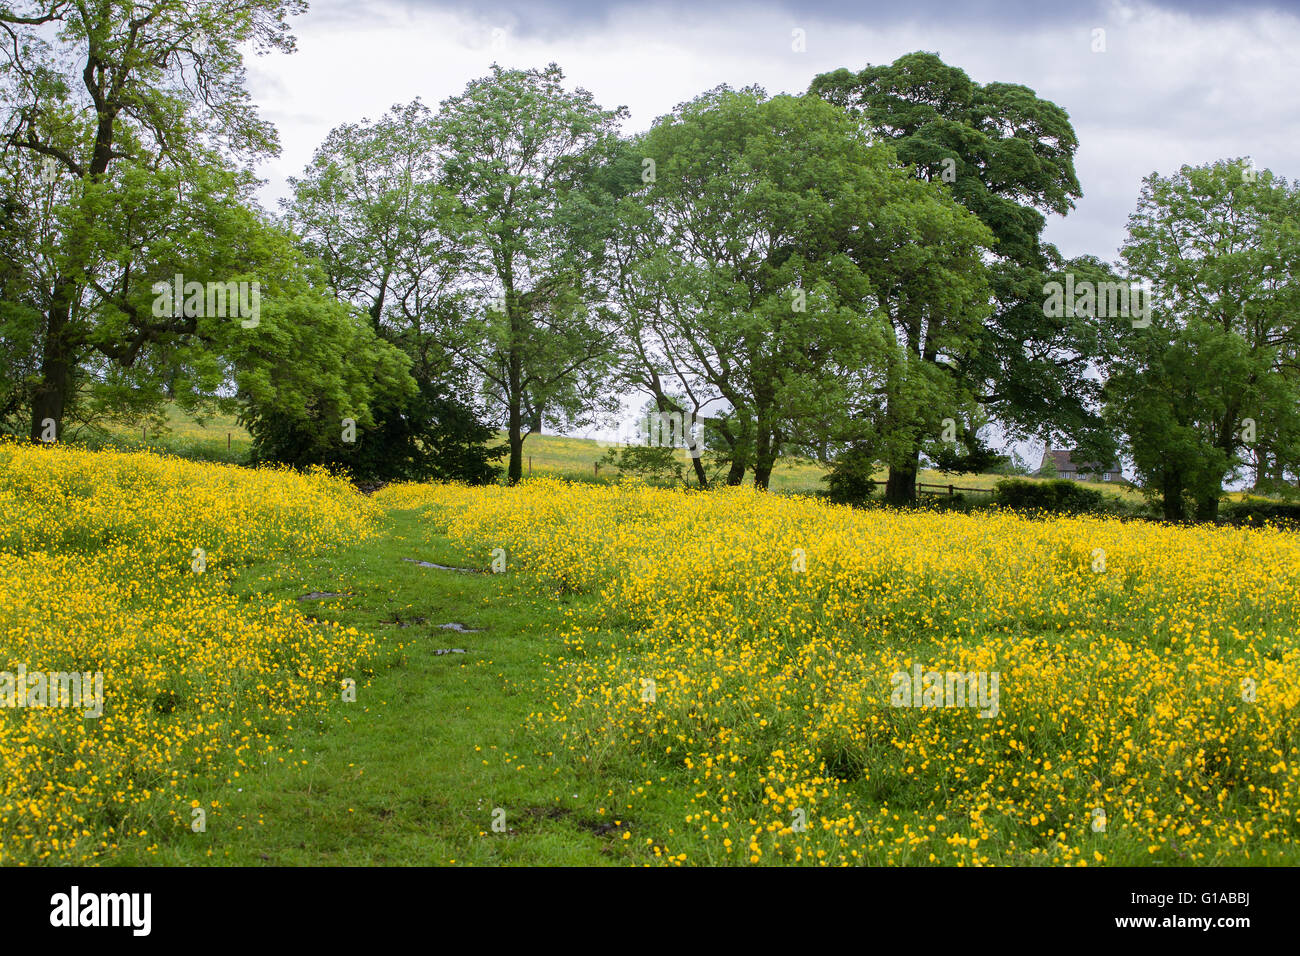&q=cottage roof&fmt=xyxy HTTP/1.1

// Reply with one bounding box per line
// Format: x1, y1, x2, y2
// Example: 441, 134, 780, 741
1040, 448, 1120, 474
